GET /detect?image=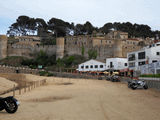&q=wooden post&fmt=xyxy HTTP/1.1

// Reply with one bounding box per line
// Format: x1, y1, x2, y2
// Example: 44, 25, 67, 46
29, 85, 31, 91
19, 88, 21, 95
25, 82, 27, 92
32, 83, 33, 89
37, 81, 38, 87
13, 84, 16, 97
34, 82, 36, 88
24, 87, 26, 93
